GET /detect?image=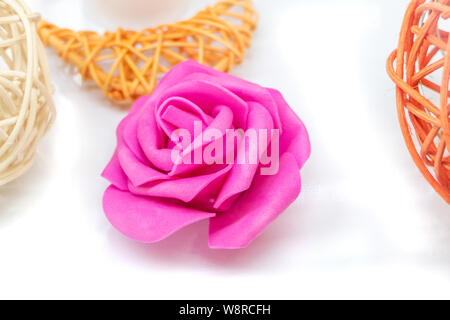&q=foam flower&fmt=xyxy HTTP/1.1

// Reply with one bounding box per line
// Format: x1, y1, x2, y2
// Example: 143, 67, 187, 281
102, 61, 310, 249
